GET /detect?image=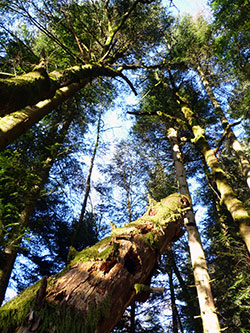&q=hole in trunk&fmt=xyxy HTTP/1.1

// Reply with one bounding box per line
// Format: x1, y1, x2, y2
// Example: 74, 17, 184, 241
124, 249, 140, 275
